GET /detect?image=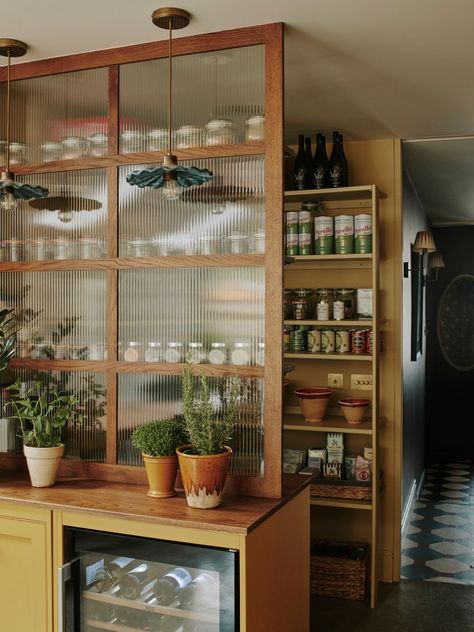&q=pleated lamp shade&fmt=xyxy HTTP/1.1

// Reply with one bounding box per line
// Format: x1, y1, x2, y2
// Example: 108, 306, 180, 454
429, 252, 445, 269
412, 230, 436, 253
